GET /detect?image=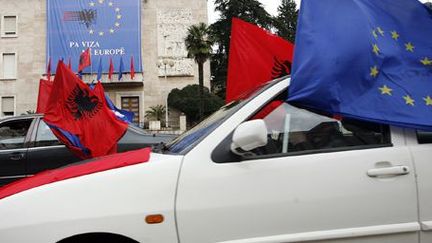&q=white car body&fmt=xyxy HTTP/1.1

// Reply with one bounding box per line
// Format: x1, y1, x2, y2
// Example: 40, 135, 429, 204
0, 77, 431, 243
